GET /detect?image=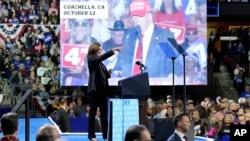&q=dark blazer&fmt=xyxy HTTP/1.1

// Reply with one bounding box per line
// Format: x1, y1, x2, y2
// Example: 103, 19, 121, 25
167, 133, 182, 141
95, 117, 101, 132
56, 107, 70, 132
87, 50, 114, 94
116, 26, 178, 77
